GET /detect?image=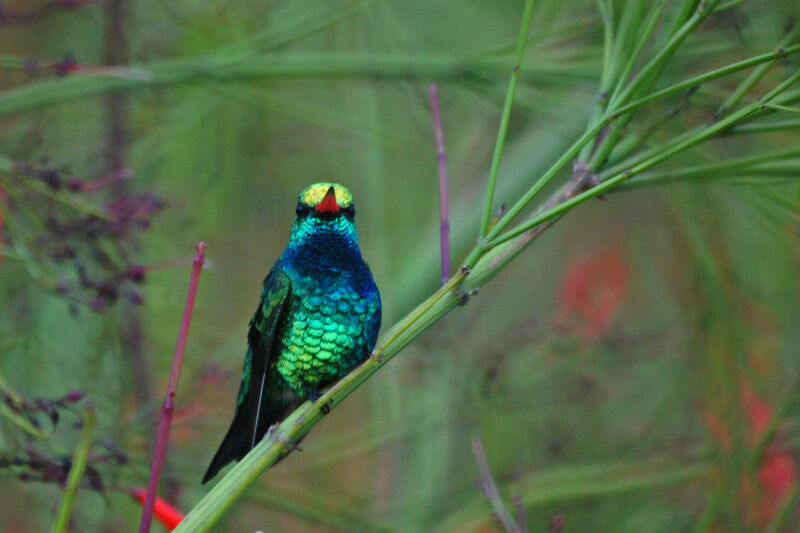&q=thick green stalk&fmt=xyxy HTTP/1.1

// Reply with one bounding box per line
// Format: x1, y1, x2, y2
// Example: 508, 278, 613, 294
0, 53, 593, 118
174, 272, 468, 531
478, 0, 537, 238
51, 408, 96, 533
